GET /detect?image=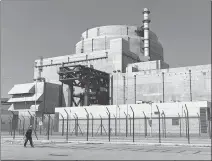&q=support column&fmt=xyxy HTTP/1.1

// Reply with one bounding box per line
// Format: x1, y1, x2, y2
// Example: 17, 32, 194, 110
68, 83, 74, 107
